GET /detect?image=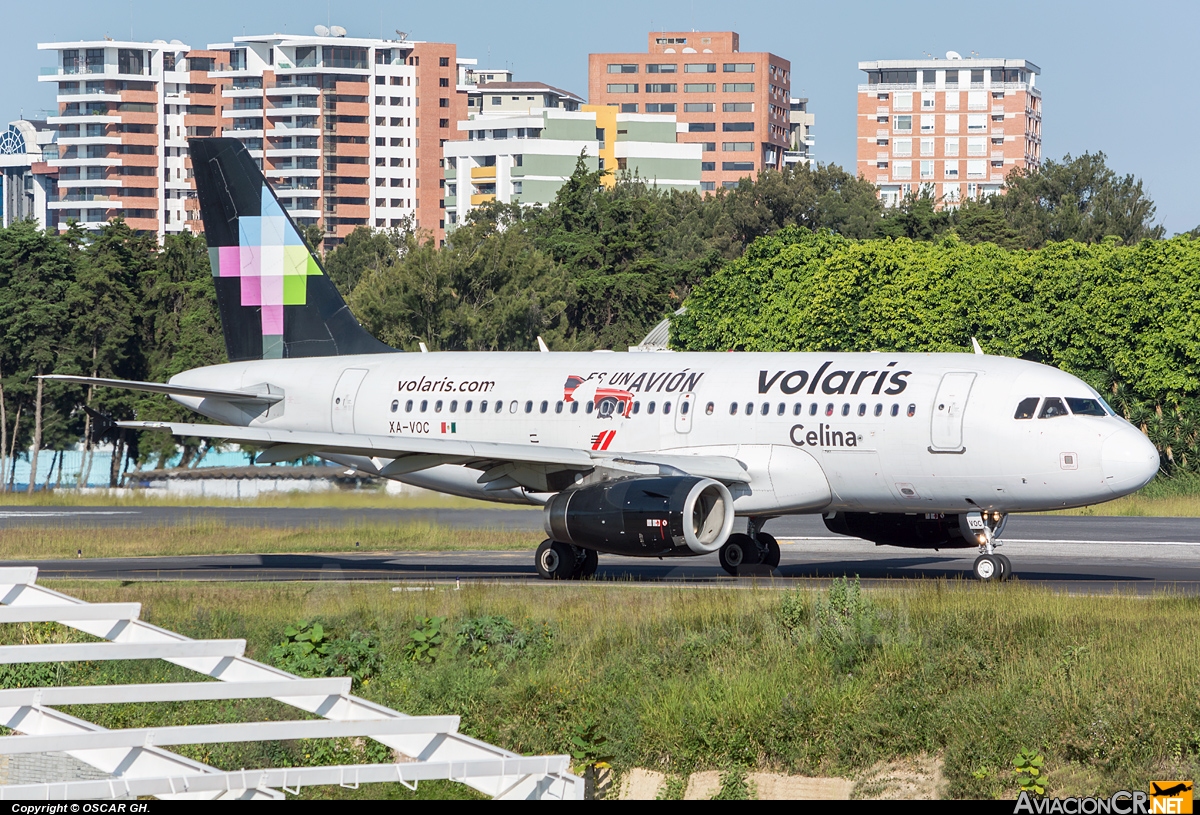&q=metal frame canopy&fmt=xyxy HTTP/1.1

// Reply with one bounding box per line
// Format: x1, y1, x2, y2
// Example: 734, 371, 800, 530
0, 567, 582, 800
